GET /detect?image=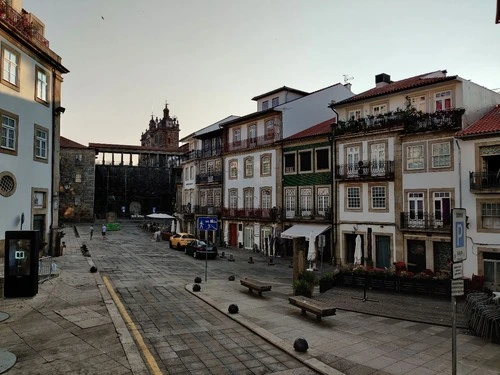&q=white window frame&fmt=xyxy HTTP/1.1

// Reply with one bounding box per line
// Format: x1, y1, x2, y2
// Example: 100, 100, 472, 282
1, 113, 16, 151
298, 150, 312, 173
371, 186, 386, 209
407, 145, 424, 170
347, 146, 360, 175
229, 159, 238, 179
36, 67, 48, 102
262, 100, 269, 111
261, 188, 271, 210
35, 126, 48, 160
435, 90, 452, 111
2, 45, 19, 86
431, 142, 451, 168
373, 104, 387, 116
284, 152, 296, 174
285, 188, 296, 218
433, 192, 451, 227
233, 128, 241, 143
370, 143, 386, 175
410, 95, 427, 113
229, 190, 238, 209
300, 187, 313, 216
244, 157, 253, 178
482, 203, 500, 230
348, 109, 361, 120
316, 187, 330, 215
272, 97, 279, 107
347, 187, 361, 209
315, 147, 330, 171
261, 154, 271, 176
